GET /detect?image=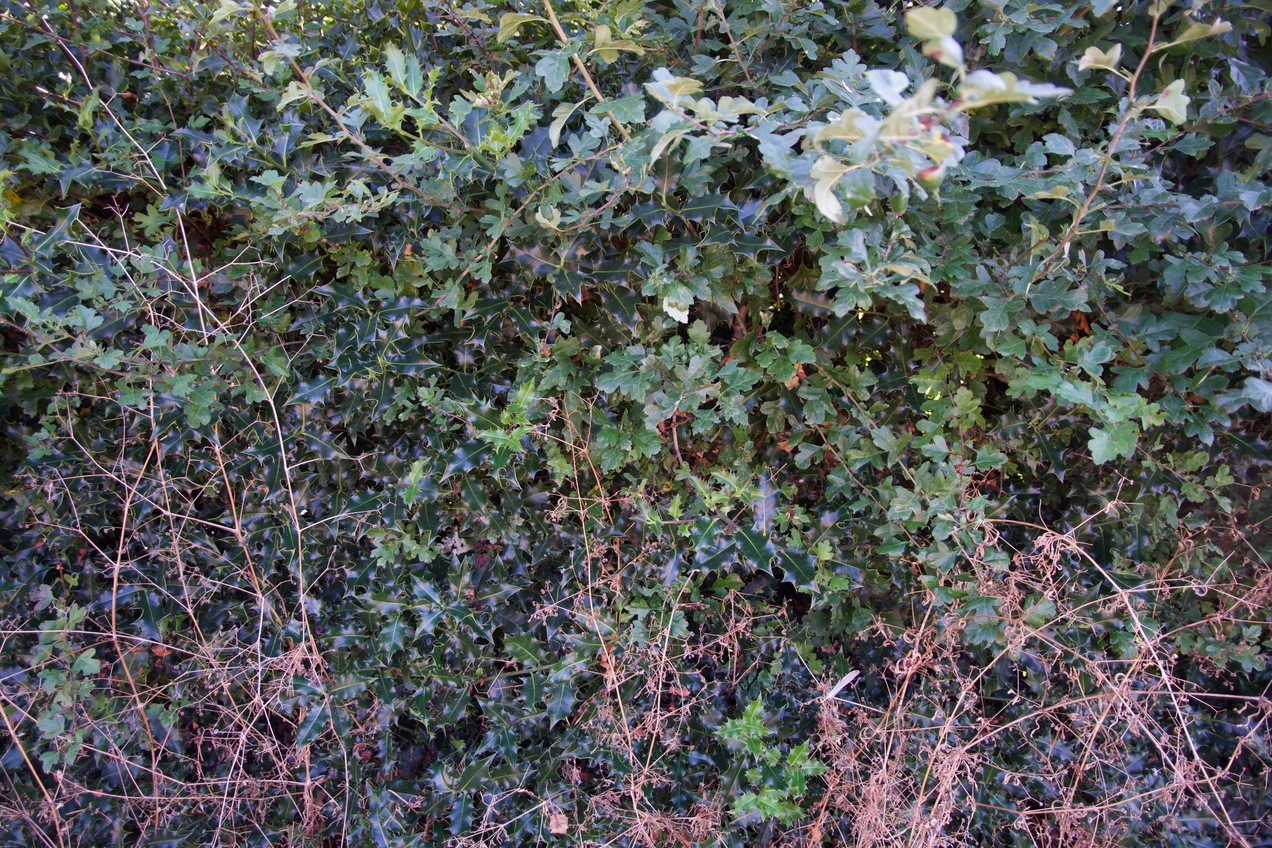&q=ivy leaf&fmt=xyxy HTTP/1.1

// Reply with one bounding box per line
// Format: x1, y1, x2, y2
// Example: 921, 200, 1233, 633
1241, 377, 1272, 412
1088, 421, 1138, 465
1149, 80, 1189, 125
904, 7, 957, 40
535, 51, 570, 93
